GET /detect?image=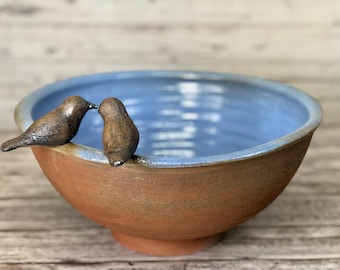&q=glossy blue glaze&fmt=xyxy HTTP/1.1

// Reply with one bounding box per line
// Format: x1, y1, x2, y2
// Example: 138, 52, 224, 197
15, 71, 323, 167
